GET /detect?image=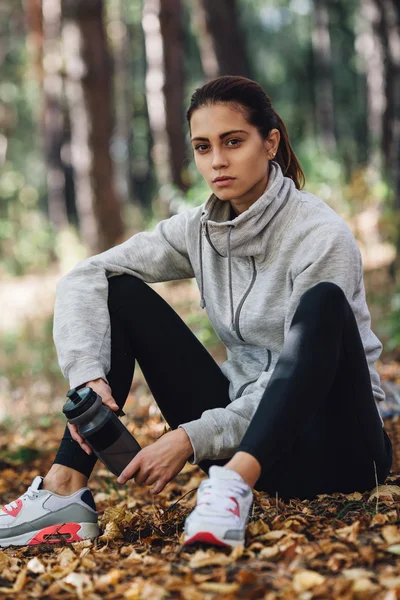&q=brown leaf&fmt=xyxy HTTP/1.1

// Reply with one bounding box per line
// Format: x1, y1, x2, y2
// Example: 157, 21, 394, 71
370, 512, 389, 526
368, 485, 400, 502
